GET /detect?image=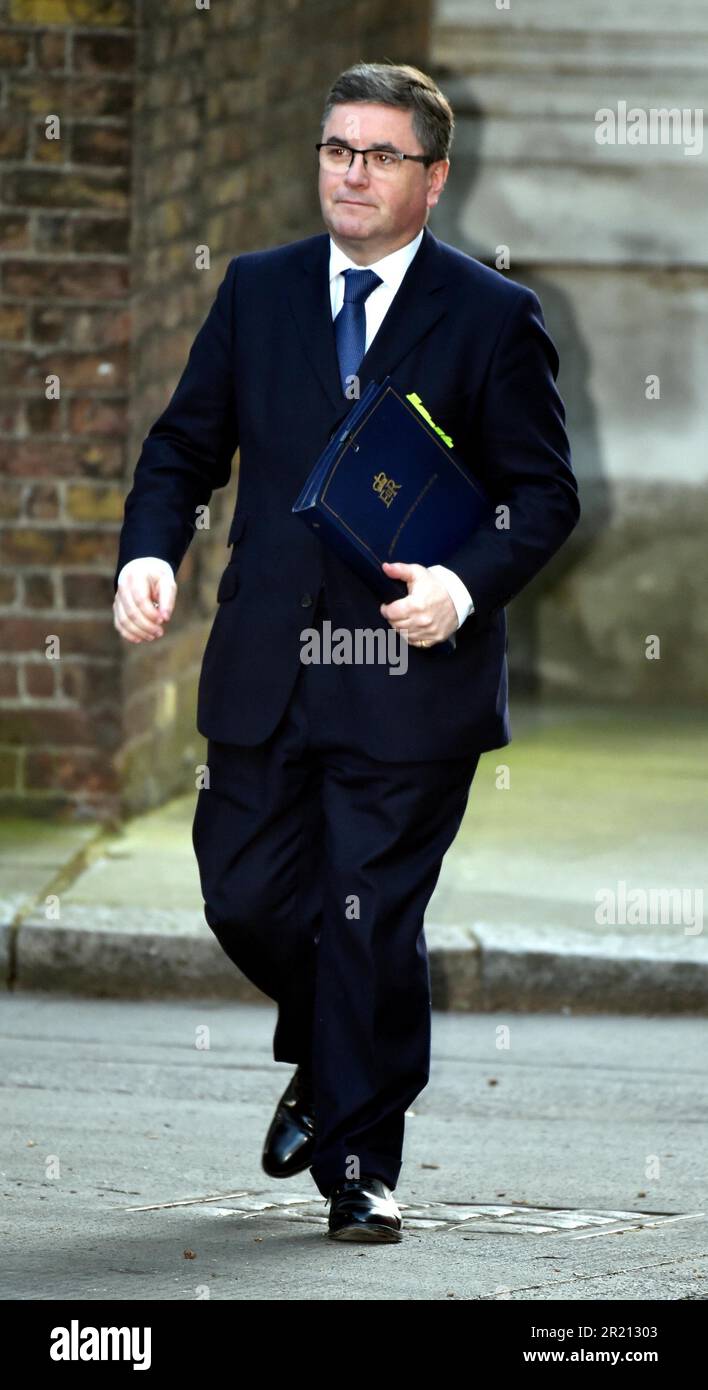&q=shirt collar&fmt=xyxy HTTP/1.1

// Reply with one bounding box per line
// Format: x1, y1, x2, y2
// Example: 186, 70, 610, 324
329, 226, 425, 293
